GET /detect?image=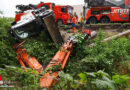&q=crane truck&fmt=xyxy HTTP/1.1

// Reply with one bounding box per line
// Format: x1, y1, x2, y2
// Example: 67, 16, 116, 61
84, 0, 130, 24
